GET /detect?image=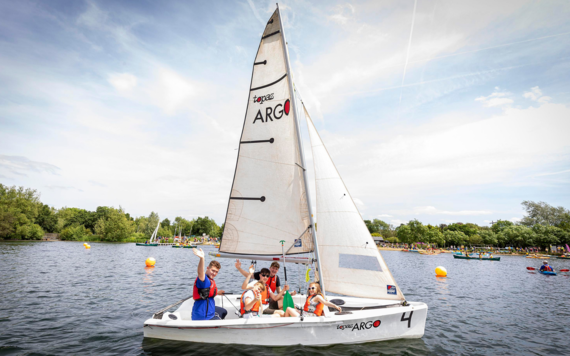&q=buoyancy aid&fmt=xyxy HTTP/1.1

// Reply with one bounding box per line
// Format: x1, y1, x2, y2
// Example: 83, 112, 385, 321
240, 290, 261, 315
542, 265, 553, 271
266, 275, 277, 293
304, 295, 324, 316
193, 276, 217, 300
